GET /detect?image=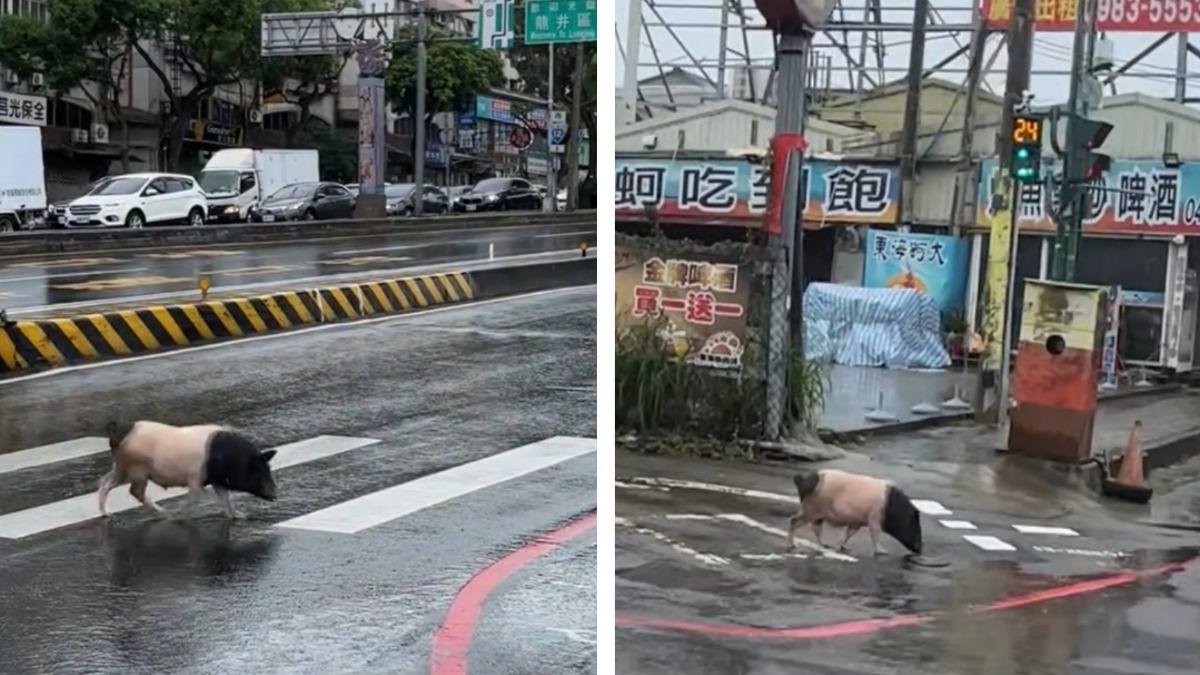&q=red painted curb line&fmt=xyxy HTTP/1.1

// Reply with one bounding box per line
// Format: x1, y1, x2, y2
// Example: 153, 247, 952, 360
616, 554, 1199, 641
430, 512, 597, 675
